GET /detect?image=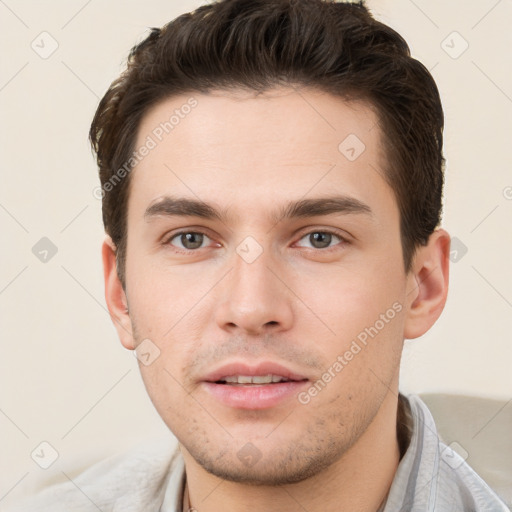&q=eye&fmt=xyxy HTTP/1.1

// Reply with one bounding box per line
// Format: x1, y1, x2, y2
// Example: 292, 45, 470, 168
295, 231, 345, 250
168, 231, 211, 250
